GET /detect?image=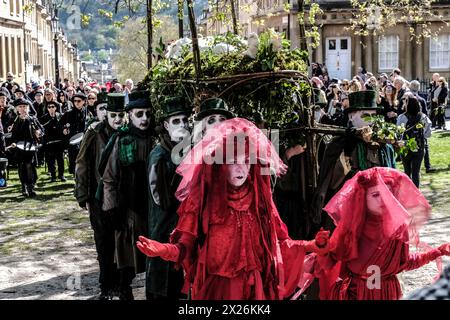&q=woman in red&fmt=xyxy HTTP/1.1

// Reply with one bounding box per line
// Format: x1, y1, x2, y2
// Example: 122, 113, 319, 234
137, 118, 329, 300
307, 167, 450, 300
